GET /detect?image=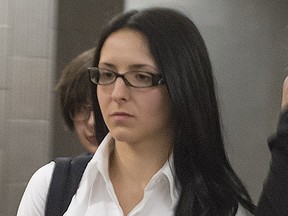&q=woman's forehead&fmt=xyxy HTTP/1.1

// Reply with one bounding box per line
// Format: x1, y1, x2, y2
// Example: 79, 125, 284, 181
99, 29, 156, 70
